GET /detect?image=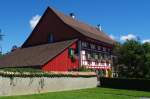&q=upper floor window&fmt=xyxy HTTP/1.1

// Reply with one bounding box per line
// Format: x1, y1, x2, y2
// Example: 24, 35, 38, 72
103, 47, 106, 52
97, 46, 101, 50
94, 53, 99, 60
82, 41, 88, 48
90, 43, 96, 49
98, 53, 102, 59
107, 48, 110, 52
86, 52, 91, 59
48, 33, 54, 43
69, 48, 75, 57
